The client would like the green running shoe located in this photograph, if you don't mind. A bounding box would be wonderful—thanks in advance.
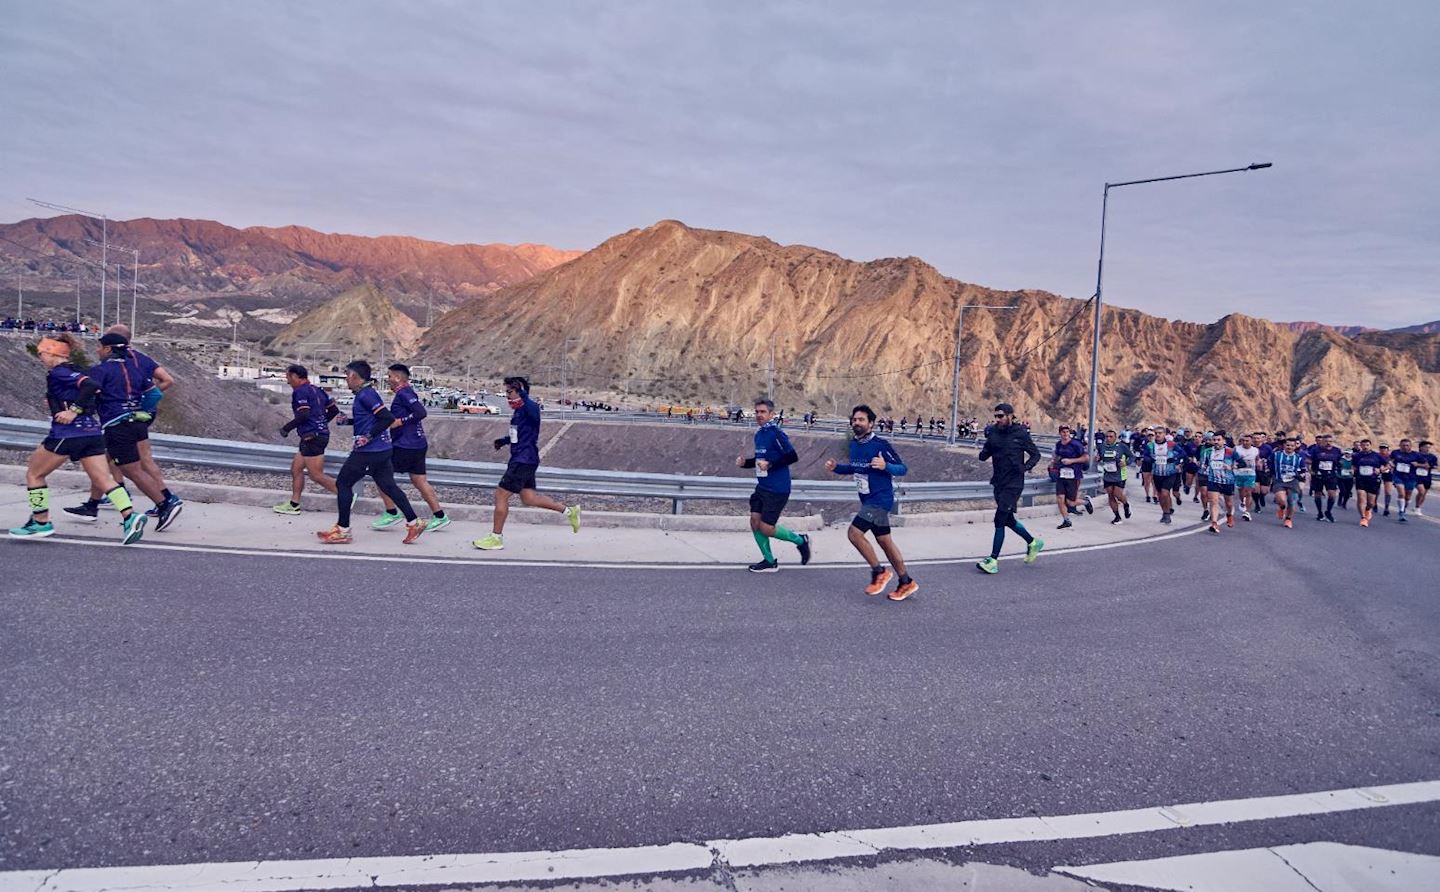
[272,501,301,515]
[121,512,147,545]
[976,556,999,574]
[371,510,404,530]
[565,504,582,533]
[425,515,451,532]
[8,518,55,539]
[1025,537,1045,564]
[473,532,504,550]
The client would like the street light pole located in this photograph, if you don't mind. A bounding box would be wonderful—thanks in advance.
[1085,162,1272,447]
[949,303,1017,444]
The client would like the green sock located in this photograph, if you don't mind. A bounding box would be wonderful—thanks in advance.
[772,525,804,545]
[752,529,774,562]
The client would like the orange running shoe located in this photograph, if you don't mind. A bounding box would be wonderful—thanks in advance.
[864,568,893,595]
[1226,513,1235,528]
[402,520,425,545]
[1360,514,1370,527]
[1283,518,1293,529]
[317,525,352,544]
[889,579,919,602]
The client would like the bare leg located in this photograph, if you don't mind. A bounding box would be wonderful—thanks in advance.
[120,460,166,504]
[520,488,566,513]
[411,474,442,514]
[78,454,134,519]
[847,524,880,567]
[875,533,908,577]
[493,487,513,534]
[290,453,306,503]
[302,454,338,495]
[138,440,168,493]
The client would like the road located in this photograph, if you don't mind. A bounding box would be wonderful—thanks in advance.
[1,511,1437,888]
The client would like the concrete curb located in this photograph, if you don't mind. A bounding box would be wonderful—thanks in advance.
[0,465,827,533]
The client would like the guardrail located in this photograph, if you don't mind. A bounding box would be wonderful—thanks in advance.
[0,416,1092,515]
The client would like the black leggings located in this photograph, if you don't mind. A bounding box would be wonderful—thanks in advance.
[336,450,415,527]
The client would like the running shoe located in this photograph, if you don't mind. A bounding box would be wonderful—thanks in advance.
[1057,518,1072,529]
[425,515,451,532]
[8,518,54,538]
[1083,496,1094,514]
[797,533,812,565]
[865,567,893,595]
[371,510,404,530]
[1208,523,1219,534]
[120,512,147,545]
[1325,512,1336,523]
[1242,511,1252,522]
[1383,508,1390,516]
[975,557,999,574]
[1416,507,1425,516]
[1360,514,1370,527]
[473,532,504,550]
[1315,512,1324,522]
[272,501,301,515]
[889,579,919,602]
[1201,510,1210,522]
[566,504,582,533]
[316,524,352,544]
[1123,502,1131,519]
[748,559,780,573]
[1283,518,1293,529]
[64,501,99,521]
[1160,513,1172,525]
[1226,513,1235,528]
[1110,516,1122,525]
[402,520,425,545]
[155,496,183,532]
[1024,537,1044,564]
[1398,514,1408,523]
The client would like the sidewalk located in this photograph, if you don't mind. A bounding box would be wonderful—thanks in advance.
[1,469,1205,567]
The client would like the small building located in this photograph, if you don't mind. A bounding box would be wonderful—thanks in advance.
[218,364,261,380]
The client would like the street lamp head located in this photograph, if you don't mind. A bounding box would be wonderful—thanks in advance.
[1248,162,1273,170]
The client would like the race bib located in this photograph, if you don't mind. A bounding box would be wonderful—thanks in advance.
[1059,467,1075,479]
[1210,458,1226,469]
[1103,461,1118,473]
[1281,472,1296,482]
[1396,462,1411,473]
[509,426,519,443]
[755,462,768,479]
[1418,466,1430,477]
[1359,465,1375,476]
[1319,461,1333,471]
[854,472,870,494]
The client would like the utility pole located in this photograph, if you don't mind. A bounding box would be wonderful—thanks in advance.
[15,273,20,319]
[767,344,775,400]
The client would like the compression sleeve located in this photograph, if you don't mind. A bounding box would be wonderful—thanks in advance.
[324,399,340,421]
[371,406,395,432]
[74,377,101,413]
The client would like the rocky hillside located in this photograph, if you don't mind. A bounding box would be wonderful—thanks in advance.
[420,220,1440,439]
[267,284,420,361]
[0,215,581,309]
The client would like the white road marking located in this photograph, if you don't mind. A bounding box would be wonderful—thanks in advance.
[1055,842,1440,891]
[8,522,1208,571]
[2,780,1435,892]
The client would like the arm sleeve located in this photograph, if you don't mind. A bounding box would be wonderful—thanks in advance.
[371,406,395,431]
[74,377,101,413]
[281,418,299,435]
[831,463,856,475]
[883,445,907,477]
[324,398,340,421]
[741,457,757,469]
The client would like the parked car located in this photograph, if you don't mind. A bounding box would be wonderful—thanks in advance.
[458,399,500,415]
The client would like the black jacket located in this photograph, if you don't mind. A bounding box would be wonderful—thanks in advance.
[978,423,1042,487]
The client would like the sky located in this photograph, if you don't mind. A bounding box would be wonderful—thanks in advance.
[1,0,1436,328]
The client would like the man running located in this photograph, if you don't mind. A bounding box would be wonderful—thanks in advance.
[1203,432,1239,533]
[1150,431,1184,524]
[83,332,180,530]
[1415,440,1436,516]
[1378,443,1394,516]
[1389,438,1420,523]
[1353,438,1383,526]
[473,376,581,551]
[733,397,810,572]
[1052,425,1091,529]
[273,364,340,514]
[9,333,146,544]
[824,405,916,600]
[317,361,425,545]
[1234,433,1259,521]
[1136,428,1156,504]
[1271,438,1306,529]
[1337,445,1356,511]
[1253,431,1273,511]
[1307,433,1342,523]
[1182,431,1203,500]
[1096,429,1132,524]
[975,403,1043,574]
[370,364,449,532]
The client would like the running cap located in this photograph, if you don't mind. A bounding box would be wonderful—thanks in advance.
[98,332,128,347]
[993,402,1015,415]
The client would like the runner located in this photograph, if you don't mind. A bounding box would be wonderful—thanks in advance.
[1415,440,1436,516]
[1234,433,1259,521]
[824,405,917,600]
[1307,433,1342,523]
[1337,444,1356,511]
[1096,429,1132,525]
[273,364,340,514]
[1149,431,1184,524]
[1271,438,1306,529]
[1252,430,1273,510]
[1378,443,1394,516]
[473,376,581,551]
[1182,431,1203,501]
[734,397,810,572]
[1389,437,1419,523]
[1203,432,1238,533]
[1352,438,1383,527]
[1136,428,1156,504]
[9,333,146,544]
[316,361,425,545]
[1051,425,1091,529]
[82,332,179,530]
[975,403,1043,574]
[370,364,449,532]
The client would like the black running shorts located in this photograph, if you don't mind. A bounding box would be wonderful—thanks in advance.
[1152,473,1180,492]
[498,461,539,494]
[391,446,427,476]
[1054,476,1080,501]
[1356,477,1381,495]
[42,435,106,463]
[103,420,149,466]
[851,503,892,537]
[298,434,329,458]
[749,487,790,525]
[1209,482,1236,496]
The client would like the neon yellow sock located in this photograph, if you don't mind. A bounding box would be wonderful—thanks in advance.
[106,485,134,514]
[27,486,49,517]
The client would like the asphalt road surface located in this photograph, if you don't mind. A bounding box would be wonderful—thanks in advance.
[2,511,1438,884]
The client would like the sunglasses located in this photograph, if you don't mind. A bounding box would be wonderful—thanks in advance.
[993,412,1006,418]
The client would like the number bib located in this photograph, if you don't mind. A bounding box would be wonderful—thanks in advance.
[1418,466,1430,477]
[1396,462,1411,474]
[1318,461,1333,471]
[1059,467,1075,479]
[509,426,519,443]
[1359,465,1375,476]
[854,473,870,494]
[1103,461,1118,473]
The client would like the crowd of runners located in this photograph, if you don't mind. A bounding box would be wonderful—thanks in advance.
[9,335,1435,602]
